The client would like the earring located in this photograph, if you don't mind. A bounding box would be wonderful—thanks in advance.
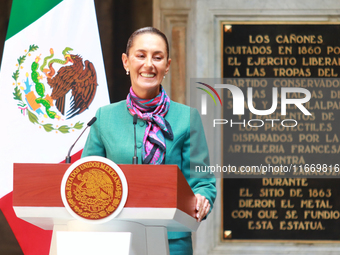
[163,75,165,79]
[126,69,129,75]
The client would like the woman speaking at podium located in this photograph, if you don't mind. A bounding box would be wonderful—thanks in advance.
[82,27,216,255]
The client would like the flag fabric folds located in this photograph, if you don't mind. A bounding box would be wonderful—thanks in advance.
[0,0,110,254]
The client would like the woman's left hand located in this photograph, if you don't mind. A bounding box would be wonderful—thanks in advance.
[195,194,211,222]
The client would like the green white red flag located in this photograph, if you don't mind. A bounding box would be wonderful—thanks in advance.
[0,0,110,254]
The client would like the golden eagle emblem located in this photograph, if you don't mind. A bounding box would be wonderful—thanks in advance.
[11,45,100,133]
[65,162,123,220]
[44,50,98,119]
[74,169,114,212]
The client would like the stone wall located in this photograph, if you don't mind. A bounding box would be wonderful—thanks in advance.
[153,0,340,254]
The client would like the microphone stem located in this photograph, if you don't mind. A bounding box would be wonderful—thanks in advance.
[65,116,97,164]
[134,125,137,155]
[133,124,138,164]
[132,114,138,164]
[65,125,88,163]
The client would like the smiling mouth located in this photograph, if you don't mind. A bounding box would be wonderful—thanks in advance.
[140,73,155,78]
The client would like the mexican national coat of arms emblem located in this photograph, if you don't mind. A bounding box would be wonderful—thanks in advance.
[61,157,128,222]
[12,45,98,133]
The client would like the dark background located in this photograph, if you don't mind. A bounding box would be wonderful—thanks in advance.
[223,178,340,240]
[0,0,152,253]
[222,24,340,240]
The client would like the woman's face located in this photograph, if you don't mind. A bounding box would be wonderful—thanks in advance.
[122,33,171,99]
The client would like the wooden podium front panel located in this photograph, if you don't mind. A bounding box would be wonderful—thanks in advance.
[119,165,178,208]
[13,164,68,207]
[13,164,195,217]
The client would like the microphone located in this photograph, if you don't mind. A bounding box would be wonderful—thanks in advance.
[132,114,138,164]
[65,117,97,163]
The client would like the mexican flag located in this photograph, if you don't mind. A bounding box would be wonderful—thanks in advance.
[0,0,110,254]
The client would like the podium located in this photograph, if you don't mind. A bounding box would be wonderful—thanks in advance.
[13,162,199,255]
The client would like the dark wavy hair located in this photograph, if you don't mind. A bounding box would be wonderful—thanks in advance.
[125,27,170,59]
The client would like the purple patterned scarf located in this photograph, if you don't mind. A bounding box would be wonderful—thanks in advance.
[126,86,173,164]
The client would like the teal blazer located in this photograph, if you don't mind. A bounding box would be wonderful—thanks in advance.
[82,100,216,239]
